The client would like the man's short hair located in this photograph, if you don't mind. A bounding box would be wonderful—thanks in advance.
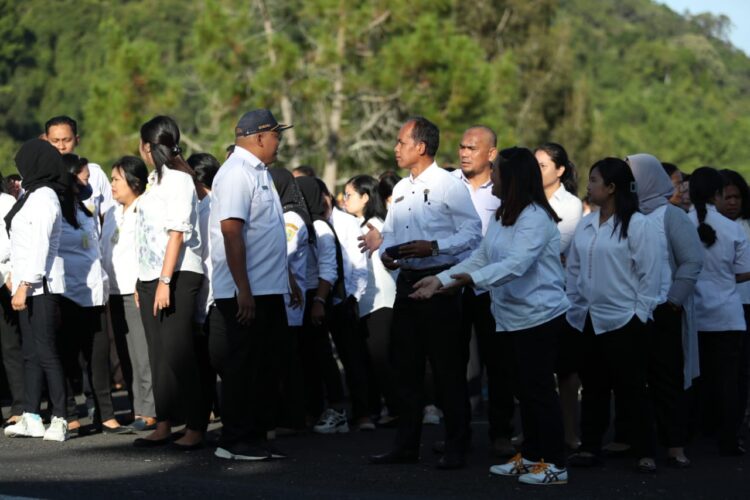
[467,125,497,148]
[45,115,78,136]
[293,165,316,177]
[407,116,439,158]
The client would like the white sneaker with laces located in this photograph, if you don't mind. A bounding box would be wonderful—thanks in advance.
[490,453,537,476]
[313,409,349,434]
[43,416,69,442]
[4,412,46,438]
[422,405,442,425]
[518,461,568,485]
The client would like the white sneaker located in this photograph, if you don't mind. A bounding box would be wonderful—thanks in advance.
[313,409,349,434]
[4,412,45,438]
[518,461,568,485]
[43,416,69,442]
[490,453,537,476]
[422,405,442,425]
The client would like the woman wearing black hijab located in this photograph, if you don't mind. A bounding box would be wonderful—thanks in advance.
[4,138,75,442]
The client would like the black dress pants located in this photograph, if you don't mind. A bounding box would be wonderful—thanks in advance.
[697,330,743,451]
[330,296,371,420]
[648,303,687,448]
[460,289,515,442]
[209,294,286,445]
[390,270,468,455]
[578,315,656,458]
[19,292,65,418]
[363,307,401,417]
[0,286,24,416]
[137,271,206,431]
[59,298,114,422]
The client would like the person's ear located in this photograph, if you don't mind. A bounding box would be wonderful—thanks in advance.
[416,141,426,156]
[488,147,498,164]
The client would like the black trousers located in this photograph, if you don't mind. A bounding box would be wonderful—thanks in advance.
[19,292,66,418]
[697,330,743,451]
[578,315,656,458]
[137,271,206,431]
[276,325,306,429]
[505,315,566,467]
[209,294,286,445]
[300,289,344,418]
[648,303,687,448]
[0,286,24,416]
[460,289,515,441]
[330,296,371,420]
[363,307,402,417]
[391,270,468,455]
[739,305,750,430]
[59,298,114,422]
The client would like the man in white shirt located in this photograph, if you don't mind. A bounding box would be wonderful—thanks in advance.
[366,117,482,470]
[208,109,293,461]
[449,126,515,458]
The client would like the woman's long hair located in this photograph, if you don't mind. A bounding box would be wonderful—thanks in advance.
[690,166,722,247]
[720,168,750,220]
[535,142,578,194]
[590,158,639,240]
[495,147,560,226]
[346,174,387,226]
[139,116,194,182]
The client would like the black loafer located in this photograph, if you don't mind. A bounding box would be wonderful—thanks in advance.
[368,450,419,464]
[666,456,691,468]
[435,452,465,470]
[171,441,205,451]
[133,437,170,448]
[103,425,135,435]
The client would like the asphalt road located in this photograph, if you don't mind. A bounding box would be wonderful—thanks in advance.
[1,400,749,499]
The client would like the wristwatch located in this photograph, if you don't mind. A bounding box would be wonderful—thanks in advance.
[430,240,439,257]
[159,276,172,285]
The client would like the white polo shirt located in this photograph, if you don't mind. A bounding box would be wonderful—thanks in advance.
[451,169,500,237]
[210,146,289,299]
[101,200,140,295]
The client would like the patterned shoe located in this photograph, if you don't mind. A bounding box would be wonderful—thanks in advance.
[489,453,536,476]
[518,460,568,485]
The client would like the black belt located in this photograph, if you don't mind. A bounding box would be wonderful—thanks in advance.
[398,265,452,283]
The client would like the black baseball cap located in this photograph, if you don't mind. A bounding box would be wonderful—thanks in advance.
[235,109,293,137]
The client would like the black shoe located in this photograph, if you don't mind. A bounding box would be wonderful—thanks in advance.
[432,440,446,454]
[666,456,691,468]
[133,437,171,448]
[719,444,746,457]
[172,440,205,451]
[262,442,289,459]
[128,418,157,432]
[368,449,419,464]
[491,437,516,458]
[215,442,271,461]
[435,452,465,470]
[568,451,603,467]
[102,425,135,435]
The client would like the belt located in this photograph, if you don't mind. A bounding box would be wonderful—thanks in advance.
[398,265,452,282]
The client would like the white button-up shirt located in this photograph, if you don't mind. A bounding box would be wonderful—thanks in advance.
[210,146,288,299]
[0,192,17,283]
[136,167,203,281]
[101,200,139,295]
[195,194,213,323]
[548,185,583,255]
[438,204,569,331]
[357,217,396,316]
[284,211,310,326]
[10,187,65,296]
[451,169,501,236]
[306,220,339,289]
[566,211,661,334]
[331,207,368,302]
[735,218,750,304]
[60,208,108,307]
[381,163,482,270]
[689,205,750,332]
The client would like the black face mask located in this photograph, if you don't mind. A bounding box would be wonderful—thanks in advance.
[76,182,93,201]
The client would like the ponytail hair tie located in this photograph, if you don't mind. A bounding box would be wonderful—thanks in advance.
[172,145,182,155]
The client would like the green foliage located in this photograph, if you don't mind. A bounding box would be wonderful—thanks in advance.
[1,0,749,184]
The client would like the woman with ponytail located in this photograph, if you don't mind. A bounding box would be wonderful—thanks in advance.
[688,166,750,456]
[566,158,661,472]
[133,116,206,449]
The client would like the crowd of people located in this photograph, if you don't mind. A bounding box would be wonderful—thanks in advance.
[1,110,749,487]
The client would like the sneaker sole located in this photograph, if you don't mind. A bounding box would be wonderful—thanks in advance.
[42,434,68,442]
[313,424,350,434]
[5,430,45,438]
[214,447,269,461]
[490,468,527,476]
[518,478,568,485]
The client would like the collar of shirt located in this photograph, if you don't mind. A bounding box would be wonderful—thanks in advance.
[455,168,493,190]
[552,184,568,202]
[408,161,440,185]
[232,145,266,171]
[583,211,616,231]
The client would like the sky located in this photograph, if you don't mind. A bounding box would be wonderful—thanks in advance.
[660,0,750,54]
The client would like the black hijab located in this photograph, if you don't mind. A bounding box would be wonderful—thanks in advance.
[5,138,77,234]
[269,167,315,243]
[296,176,328,223]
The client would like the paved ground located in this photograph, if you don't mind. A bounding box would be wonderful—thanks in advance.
[1,398,749,499]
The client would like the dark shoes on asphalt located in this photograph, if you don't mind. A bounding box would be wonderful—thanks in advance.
[368,449,420,464]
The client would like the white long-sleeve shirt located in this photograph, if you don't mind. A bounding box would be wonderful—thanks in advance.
[331,207,368,302]
[306,220,338,289]
[357,217,396,316]
[566,211,661,334]
[381,163,482,271]
[10,187,65,296]
[101,200,139,295]
[284,211,310,326]
[195,194,213,323]
[689,205,750,332]
[437,204,569,332]
[548,185,583,255]
[0,192,16,283]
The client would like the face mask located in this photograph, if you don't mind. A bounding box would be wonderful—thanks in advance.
[77,183,93,201]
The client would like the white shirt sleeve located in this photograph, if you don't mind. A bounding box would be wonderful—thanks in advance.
[164,171,198,233]
[435,180,482,256]
[315,220,338,286]
[629,216,662,323]
[565,222,586,331]
[734,223,750,274]
[436,234,490,286]
[17,195,56,285]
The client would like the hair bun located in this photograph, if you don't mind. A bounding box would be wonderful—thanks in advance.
[172,145,182,155]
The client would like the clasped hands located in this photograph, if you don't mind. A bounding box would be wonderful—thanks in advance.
[408,273,474,300]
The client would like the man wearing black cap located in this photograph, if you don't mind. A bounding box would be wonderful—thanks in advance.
[209,109,294,460]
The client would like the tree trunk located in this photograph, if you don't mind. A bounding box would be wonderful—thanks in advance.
[322,1,346,191]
